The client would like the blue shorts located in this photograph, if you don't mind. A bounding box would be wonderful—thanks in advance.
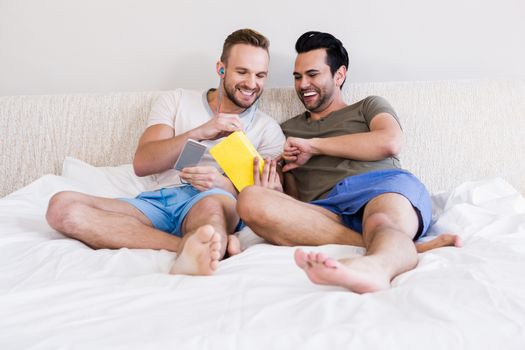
[311,169,432,240]
[119,185,240,237]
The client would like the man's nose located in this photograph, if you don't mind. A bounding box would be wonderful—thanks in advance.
[298,76,310,90]
[244,75,257,89]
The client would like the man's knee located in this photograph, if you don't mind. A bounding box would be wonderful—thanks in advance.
[193,195,233,214]
[183,195,238,234]
[363,212,395,234]
[46,191,84,232]
[363,194,419,236]
[363,210,418,243]
[187,195,237,227]
[236,186,270,224]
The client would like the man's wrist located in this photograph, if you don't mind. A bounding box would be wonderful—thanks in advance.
[187,128,204,141]
[309,138,322,155]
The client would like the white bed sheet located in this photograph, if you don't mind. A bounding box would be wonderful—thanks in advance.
[1,159,525,349]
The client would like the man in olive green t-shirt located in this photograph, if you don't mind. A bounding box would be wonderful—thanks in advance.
[280,94,403,202]
[237,31,459,294]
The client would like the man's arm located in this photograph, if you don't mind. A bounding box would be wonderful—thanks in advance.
[283,113,402,171]
[133,125,199,176]
[133,113,243,177]
[310,113,402,160]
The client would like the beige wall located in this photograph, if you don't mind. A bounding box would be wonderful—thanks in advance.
[0,0,524,95]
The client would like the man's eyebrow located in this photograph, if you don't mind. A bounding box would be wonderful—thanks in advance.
[293,69,320,76]
[305,69,320,74]
[233,66,268,74]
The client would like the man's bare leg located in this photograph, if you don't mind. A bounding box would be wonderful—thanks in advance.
[237,186,459,252]
[295,193,422,293]
[296,234,462,289]
[46,191,181,251]
[237,186,365,247]
[169,195,240,275]
[294,249,392,291]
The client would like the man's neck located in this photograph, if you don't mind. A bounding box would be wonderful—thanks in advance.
[207,88,246,115]
[308,98,347,121]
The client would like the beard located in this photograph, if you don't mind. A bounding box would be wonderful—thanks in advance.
[297,84,335,112]
[223,81,262,110]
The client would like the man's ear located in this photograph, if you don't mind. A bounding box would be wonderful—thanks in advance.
[335,65,347,87]
[216,61,225,77]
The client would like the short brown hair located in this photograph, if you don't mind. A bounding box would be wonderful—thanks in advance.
[220,29,270,64]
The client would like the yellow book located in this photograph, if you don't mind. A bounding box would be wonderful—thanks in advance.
[210,131,264,192]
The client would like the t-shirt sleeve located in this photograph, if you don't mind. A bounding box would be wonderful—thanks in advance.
[362,95,402,129]
[146,90,182,128]
[257,119,286,159]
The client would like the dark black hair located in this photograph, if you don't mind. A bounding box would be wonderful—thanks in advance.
[295,31,349,87]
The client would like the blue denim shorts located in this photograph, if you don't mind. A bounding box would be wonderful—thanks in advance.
[119,185,239,237]
[311,169,432,240]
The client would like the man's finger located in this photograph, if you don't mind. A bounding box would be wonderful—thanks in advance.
[182,166,214,174]
[261,157,271,185]
[282,162,299,172]
[219,115,242,129]
[253,157,260,185]
[269,159,278,182]
[225,121,241,131]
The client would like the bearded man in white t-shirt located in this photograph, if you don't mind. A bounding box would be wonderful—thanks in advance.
[46,29,285,276]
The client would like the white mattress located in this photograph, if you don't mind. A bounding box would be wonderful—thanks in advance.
[1,159,525,349]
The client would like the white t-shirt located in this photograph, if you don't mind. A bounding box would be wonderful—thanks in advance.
[145,88,285,190]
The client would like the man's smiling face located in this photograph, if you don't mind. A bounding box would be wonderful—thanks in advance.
[222,44,269,109]
[293,48,338,113]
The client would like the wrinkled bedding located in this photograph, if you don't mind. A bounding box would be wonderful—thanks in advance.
[1,159,524,349]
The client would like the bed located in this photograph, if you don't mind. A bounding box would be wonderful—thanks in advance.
[1,80,525,349]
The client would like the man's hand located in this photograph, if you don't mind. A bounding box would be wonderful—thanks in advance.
[282,137,315,172]
[194,113,242,141]
[180,166,233,192]
[253,157,283,192]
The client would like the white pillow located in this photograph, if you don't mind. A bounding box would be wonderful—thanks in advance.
[61,157,156,198]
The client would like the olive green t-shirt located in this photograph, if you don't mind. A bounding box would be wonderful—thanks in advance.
[280,95,402,202]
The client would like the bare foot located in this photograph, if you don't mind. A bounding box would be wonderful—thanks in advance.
[169,225,221,276]
[294,249,390,294]
[415,233,462,253]
[227,234,242,256]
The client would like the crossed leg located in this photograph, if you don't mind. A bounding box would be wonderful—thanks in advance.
[237,186,459,252]
[46,191,241,276]
[237,186,366,247]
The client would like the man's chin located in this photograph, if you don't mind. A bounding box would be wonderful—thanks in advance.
[298,95,318,111]
[234,94,259,109]
[301,100,320,112]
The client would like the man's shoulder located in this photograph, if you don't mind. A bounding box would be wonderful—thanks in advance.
[344,95,389,109]
[360,95,385,101]
[361,95,391,107]
[280,112,306,128]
